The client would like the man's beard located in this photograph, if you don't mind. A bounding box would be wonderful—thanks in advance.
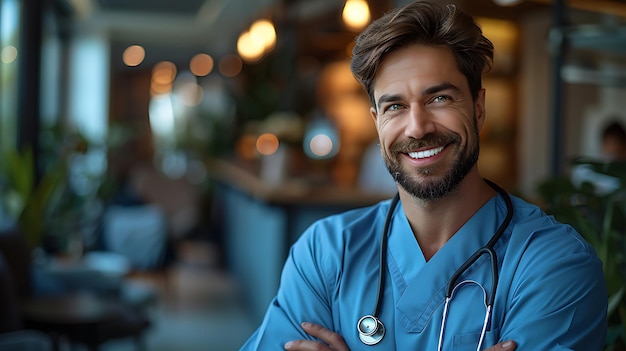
[382,128,479,201]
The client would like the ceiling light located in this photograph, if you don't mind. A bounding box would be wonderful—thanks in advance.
[342,0,370,31]
[493,0,523,6]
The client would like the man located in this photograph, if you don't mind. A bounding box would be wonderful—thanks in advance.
[572,119,626,195]
[600,120,626,161]
[240,1,607,350]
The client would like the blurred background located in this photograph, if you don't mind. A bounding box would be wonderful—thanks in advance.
[1,0,626,350]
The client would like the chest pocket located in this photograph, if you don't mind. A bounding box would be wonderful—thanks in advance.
[452,328,500,351]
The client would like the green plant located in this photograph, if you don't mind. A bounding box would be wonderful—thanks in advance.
[537,159,626,350]
[0,146,67,250]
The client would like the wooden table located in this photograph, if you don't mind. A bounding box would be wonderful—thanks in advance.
[20,293,140,351]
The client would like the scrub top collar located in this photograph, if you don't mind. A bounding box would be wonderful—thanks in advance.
[388,192,512,333]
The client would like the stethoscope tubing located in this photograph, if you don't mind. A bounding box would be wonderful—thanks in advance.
[447,179,513,303]
[358,179,513,346]
[374,193,400,317]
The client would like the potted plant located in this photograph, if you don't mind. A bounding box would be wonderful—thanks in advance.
[0,146,67,251]
[537,159,626,350]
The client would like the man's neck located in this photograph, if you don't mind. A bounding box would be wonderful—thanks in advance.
[398,175,497,261]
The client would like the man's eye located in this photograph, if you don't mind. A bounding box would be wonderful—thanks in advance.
[385,103,403,112]
[432,96,449,103]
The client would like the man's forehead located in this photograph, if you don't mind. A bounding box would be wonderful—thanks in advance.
[372,46,466,88]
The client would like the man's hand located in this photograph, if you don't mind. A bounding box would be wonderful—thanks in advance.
[284,322,349,351]
[486,340,517,350]
[283,322,517,351]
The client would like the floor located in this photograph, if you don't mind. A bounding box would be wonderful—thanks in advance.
[100,240,257,351]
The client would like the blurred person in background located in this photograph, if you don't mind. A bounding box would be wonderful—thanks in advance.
[600,120,626,161]
[572,119,626,195]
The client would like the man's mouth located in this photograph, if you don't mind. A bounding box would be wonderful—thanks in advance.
[407,146,444,159]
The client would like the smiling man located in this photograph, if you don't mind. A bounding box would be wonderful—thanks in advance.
[239,1,607,350]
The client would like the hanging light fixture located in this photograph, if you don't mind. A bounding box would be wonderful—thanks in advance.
[342,0,370,31]
[237,30,265,62]
[237,18,277,63]
[250,19,276,52]
[492,0,523,6]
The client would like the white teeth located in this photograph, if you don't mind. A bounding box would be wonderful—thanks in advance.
[408,146,444,159]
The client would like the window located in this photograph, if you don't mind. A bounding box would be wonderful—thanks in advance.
[0,0,20,153]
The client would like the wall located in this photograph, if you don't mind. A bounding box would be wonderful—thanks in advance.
[518,9,626,198]
[576,67,626,160]
[518,12,558,198]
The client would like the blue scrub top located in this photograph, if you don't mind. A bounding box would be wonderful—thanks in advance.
[240,193,608,350]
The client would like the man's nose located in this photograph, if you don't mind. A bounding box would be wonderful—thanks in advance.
[404,105,436,139]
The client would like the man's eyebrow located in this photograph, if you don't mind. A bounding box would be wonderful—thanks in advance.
[376,93,403,109]
[423,82,461,96]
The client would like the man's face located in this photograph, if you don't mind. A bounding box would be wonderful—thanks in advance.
[602,136,626,161]
[369,45,486,201]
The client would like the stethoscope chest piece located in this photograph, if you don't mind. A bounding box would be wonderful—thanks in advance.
[357,315,385,345]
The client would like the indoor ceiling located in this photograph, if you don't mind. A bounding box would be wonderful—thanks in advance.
[62,0,343,69]
[60,0,626,71]
[55,0,260,70]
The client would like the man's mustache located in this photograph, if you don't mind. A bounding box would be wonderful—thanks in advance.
[389,134,460,153]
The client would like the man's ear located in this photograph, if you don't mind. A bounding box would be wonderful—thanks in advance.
[475,89,486,131]
[370,106,378,124]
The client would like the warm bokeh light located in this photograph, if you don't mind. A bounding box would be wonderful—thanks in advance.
[151,61,177,95]
[250,19,276,51]
[152,61,177,84]
[342,0,370,31]
[256,133,280,156]
[1,45,18,63]
[189,53,214,77]
[309,134,334,157]
[237,19,277,63]
[237,31,265,62]
[122,45,145,67]
[219,55,243,77]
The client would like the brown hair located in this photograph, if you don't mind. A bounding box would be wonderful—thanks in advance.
[350,1,494,105]
[603,120,626,143]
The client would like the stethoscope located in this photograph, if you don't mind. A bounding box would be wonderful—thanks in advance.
[357,180,513,349]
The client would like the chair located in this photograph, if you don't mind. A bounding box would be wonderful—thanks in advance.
[0,252,23,333]
[102,205,169,271]
[0,225,151,351]
[0,252,52,350]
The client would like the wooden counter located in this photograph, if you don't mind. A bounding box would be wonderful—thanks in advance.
[207,158,390,207]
